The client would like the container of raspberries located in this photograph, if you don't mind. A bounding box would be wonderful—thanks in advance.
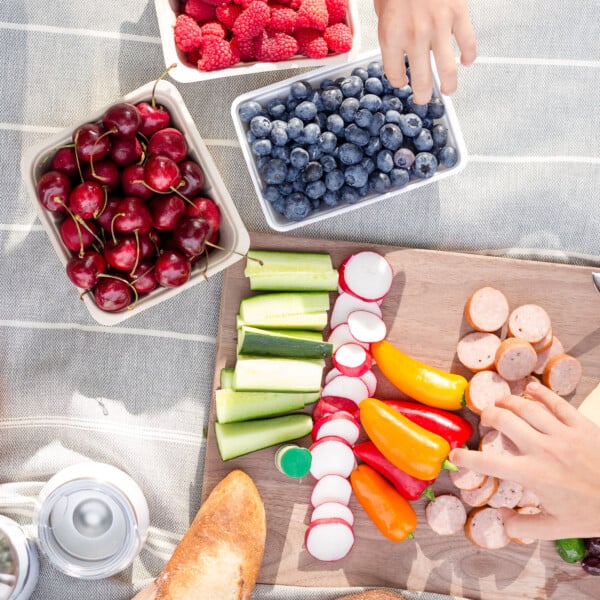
[21,78,250,326]
[231,48,468,231]
[155,0,361,83]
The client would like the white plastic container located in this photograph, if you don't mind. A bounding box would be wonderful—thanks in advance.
[154,0,361,83]
[21,79,249,326]
[0,516,39,600]
[231,49,468,232]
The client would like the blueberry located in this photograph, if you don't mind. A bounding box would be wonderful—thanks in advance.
[359,94,383,112]
[267,98,287,119]
[344,123,370,147]
[376,149,394,173]
[310,197,321,210]
[438,146,458,168]
[305,180,327,200]
[398,113,422,138]
[357,182,370,197]
[340,185,359,204]
[295,100,318,122]
[340,75,364,98]
[286,97,300,112]
[413,128,434,152]
[351,67,369,82]
[314,112,327,129]
[431,124,448,147]
[427,96,445,119]
[381,75,394,94]
[354,108,374,129]
[393,147,415,169]
[286,117,304,140]
[338,142,363,165]
[270,145,289,161]
[285,166,301,183]
[379,123,404,151]
[318,131,338,154]
[339,97,360,123]
[250,115,272,138]
[311,92,325,112]
[406,94,429,118]
[361,156,376,174]
[246,130,257,144]
[303,161,323,182]
[290,80,313,99]
[302,122,321,145]
[325,169,345,191]
[290,147,310,169]
[382,95,403,113]
[364,136,382,157]
[292,179,306,192]
[393,84,412,100]
[319,154,338,173]
[320,78,336,90]
[385,109,402,124]
[344,164,369,188]
[322,190,340,207]
[326,113,345,135]
[284,192,312,221]
[367,61,384,78]
[413,152,438,178]
[279,182,293,196]
[263,185,281,203]
[271,196,286,214]
[321,87,344,112]
[369,171,391,194]
[270,121,289,146]
[252,138,272,156]
[364,77,384,95]
[421,117,434,129]
[307,143,324,161]
[390,167,410,188]
[260,158,287,185]
[368,112,386,136]
[238,100,264,123]
[256,156,269,170]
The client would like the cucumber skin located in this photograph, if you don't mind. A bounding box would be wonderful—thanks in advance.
[215,389,319,423]
[237,312,328,331]
[248,270,339,292]
[220,368,234,389]
[240,292,330,320]
[245,250,333,273]
[215,413,313,460]
[232,356,324,392]
[237,326,333,359]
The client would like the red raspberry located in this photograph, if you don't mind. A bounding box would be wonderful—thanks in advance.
[198,37,241,71]
[232,36,257,61]
[232,1,271,41]
[294,27,328,59]
[184,0,216,23]
[174,14,203,53]
[202,0,233,5]
[325,0,347,25]
[268,5,297,33]
[254,31,299,62]
[215,3,243,29]
[200,20,227,38]
[323,22,352,53]
[296,0,328,31]
[233,0,267,7]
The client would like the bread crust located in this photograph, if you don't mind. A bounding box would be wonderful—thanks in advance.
[155,469,266,600]
[335,591,407,600]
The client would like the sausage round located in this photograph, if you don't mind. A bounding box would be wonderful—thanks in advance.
[479,429,520,456]
[456,332,502,373]
[465,370,511,414]
[542,353,582,396]
[533,335,564,375]
[494,337,537,381]
[507,304,551,344]
[464,506,510,549]
[450,466,487,491]
[460,476,499,507]
[487,478,524,509]
[425,494,467,536]
[464,287,510,332]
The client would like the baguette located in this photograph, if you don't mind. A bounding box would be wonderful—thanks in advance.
[335,591,407,600]
[133,469,266,600]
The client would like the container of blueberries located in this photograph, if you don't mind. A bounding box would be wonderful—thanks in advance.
[231,49,468,231]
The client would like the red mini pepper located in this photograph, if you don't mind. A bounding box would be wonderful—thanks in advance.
[354,441,435,501]
[382,399,474,449]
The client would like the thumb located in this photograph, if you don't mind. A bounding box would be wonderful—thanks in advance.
[499,507,557,542]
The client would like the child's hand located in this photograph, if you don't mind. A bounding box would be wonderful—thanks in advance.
[374,0,477,104]
[451,382,600,541]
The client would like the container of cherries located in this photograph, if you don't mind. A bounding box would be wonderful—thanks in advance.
[21,70,249,326]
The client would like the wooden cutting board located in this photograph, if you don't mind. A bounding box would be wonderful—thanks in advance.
[202,231,600,600]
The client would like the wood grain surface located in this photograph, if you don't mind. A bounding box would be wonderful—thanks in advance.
[202,231,600,600]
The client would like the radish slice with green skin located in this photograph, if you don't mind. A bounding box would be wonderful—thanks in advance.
[310,502,354,527]
[320,375,369,404]
[347,310,387,343]
[325,368,377,397]
[338,251,393,302]
[305,517,355,562]
[332,342,373,377]
[327,323,370,351]
[311,474,352,507]
[309,436,357,480]
[311,411,361,445]
[312,396,360,422]
[330,292,383,330]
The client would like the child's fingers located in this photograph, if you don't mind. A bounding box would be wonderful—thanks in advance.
[479,403,545,453]
[493,394,564,436]
[525,382,582,427]
[431,31,458,96]
[452,8,477,66]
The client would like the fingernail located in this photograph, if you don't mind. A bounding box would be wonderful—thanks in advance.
[526,381,540,392]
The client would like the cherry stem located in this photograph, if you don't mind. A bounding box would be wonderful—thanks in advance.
[96,186,109,217]
[151,63,177,109]
[110,213,126,245]
[97,273,140,311]
[75,215,104,248]
[90,128,117,177]
[130,230,141,277]
[205,241,263,265]
[73,130,84,183]
[130,263,155,284]
[57,199,85,257]
[39,143,76,167]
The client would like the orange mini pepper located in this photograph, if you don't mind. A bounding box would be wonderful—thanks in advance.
[371,339,467,411]
[350,463,417,542]
[359,397,456,481]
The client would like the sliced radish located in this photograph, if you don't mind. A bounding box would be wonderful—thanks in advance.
[312,396,361,422]
[324,367,343,385]
[338,251,393,302]
[347,310,387,343]
[311,474,352,507]
[305,517,354,561]
[320,375,369,404]
[360,370,377,396]
[309,436,356,480]
[311,411,361,445]
[327,323,370,351]
[330,292,383,330]
[310,502,355,527]
[332,342,373,377]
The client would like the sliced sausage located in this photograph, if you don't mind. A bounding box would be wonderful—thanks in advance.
[456,332,502,372]
[425,494,467,536]
[517,488,540,508]
[533,335,564,375]
[450,466,487,491]
[532,327,554,352]
[487,479,524,509]
[464,287,510,333]
[460,476,499,507]
[465,370,511,414]
[507,304,551,344]
[479,429,519,456]
[510,506,542,545]
[494,337,537,381]
[464,506,510,549]
[542,353,582,396]
[508,374,539,396]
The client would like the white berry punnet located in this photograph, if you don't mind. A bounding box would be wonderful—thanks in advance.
[304,517,355,561]
[347,310,387,343]
[338,251,393,302]
[310,474,352,507]
[311,411,361,445]
[329,292,382,329]
[332,342,373,377]
[320,375,369,404]
[310,501,354,527]
[309,436,356,480]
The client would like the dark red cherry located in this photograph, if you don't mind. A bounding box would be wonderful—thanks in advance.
[171,217,211,257]
[184,197,221,234]
[150,194,186,231]
[178,160,205,197]
[144,155,181,192]
[147,127,187,163]
[102,102,142,138]
[109,136,143,167]
[121,164,154,200]
[60,216,98,253]
[94,277,133,312]
[83,159,119,190]
[50,147,79,179]
[69,181,105,219]
[66,250,107,289]
[138,231,159,259]
[136,101,171,138]
[113,196,153,234]
[104,235,139,271]
[155,250,191,287]
[95,196,121,232]
[37,170,71,213]
[73,123,111,162]
[129,260,158,294]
